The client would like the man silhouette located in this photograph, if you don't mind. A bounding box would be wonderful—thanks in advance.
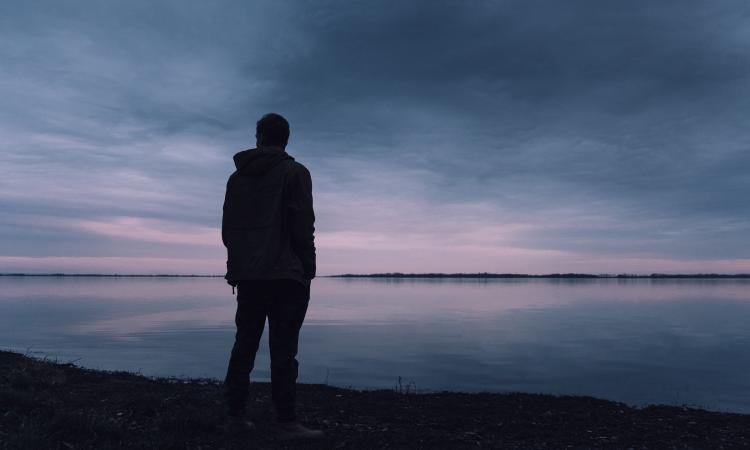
[222,113,321,440]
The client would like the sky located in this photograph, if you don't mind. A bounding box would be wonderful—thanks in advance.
[1,0,749,275]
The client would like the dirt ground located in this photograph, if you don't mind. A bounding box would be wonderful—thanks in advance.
[1,351,749,449]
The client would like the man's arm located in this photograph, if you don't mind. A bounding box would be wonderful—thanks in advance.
[288,165,316,280]
[221,175,236,286]
[221,175,233,248]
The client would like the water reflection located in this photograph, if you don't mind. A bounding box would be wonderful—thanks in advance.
[1,276,750,413]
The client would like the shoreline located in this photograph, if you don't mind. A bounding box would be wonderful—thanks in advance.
[2,351,749,449]
[2,272,750,279]
[330,273,750,279]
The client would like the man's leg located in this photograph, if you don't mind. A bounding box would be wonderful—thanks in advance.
[267,280,309,422]
[224,281,268,417]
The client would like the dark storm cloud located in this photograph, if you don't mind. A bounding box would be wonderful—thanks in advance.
[267,0,750,192]
[262,0,750,260]
[1,0,749,272]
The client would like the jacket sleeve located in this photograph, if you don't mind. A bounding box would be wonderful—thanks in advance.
[221,174,237,286]
[221,175,233,249]
[287,165,316,279]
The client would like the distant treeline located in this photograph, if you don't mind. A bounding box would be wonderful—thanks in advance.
[331,273,750,279]
[0,273,222,278]
[2,273,749,279]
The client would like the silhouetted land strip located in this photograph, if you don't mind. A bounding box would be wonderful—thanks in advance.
[0,273,222,277]
[3,273,750,279]
[2,351,748,449]
[331,272,750,279]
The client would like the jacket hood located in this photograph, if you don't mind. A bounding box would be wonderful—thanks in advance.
[233,147,294,176]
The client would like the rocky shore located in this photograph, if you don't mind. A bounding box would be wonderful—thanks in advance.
[1,351,748,449]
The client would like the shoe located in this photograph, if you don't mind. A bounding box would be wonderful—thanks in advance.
[276,420,325,441]
[226,415,256,434]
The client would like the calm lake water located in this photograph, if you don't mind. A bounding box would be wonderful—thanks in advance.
[2,276,750,413]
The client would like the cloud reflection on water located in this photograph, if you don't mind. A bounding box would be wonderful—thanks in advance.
[2,277,750,412]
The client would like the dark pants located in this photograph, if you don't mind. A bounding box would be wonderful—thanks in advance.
[224,279,310,421]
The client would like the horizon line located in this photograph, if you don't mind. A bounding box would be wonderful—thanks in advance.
[330,272,750,278]
[2,272,750,279]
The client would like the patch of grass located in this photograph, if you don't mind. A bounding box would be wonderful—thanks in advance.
[6,368,34,390]
[0,386,36,411]
[4,419,51,450]
[395,376,417,395]
[45,410,124,442]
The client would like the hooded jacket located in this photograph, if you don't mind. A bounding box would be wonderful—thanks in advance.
[222,146,316,286]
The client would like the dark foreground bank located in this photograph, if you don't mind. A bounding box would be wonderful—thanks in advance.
[1,351,748,449]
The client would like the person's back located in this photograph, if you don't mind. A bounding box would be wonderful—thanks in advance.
[223,146,315,285]
[222,113,322,441]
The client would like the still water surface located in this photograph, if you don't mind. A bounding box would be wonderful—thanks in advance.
[1,276,749,413]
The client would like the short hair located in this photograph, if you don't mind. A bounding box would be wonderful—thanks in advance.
[256,113,290,146]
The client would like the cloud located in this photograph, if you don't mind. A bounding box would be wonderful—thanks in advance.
[0,256,224,275]
[72,217,219,246]
[1,0,749,273]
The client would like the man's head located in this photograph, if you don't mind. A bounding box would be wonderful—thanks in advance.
[256,113,290,149]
